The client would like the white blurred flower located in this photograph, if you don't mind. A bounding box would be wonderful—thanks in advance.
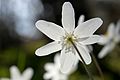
[98,20,120,58]
[35,2,103,73]
[0,66,33,80]
[44,54,77,80]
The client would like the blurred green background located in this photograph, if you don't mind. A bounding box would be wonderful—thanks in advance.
[0,0,120,80]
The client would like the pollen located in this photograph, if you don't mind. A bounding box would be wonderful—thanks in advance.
[59,33,77,53]
[64,34,77,45]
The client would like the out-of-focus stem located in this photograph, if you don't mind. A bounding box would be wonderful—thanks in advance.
[17,48,26,71]
[91,52,104,80]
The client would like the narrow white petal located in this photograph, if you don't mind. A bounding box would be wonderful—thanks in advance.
[62,2,75,33]
[116,20,120,36]
[98,35,110,45]
[54,54,61,67]
[78,15,85,25]
[36,20,65,41]
[44,63,55,79]
[74,18,103,38]
[60,48,76,74]
[43,72,53,79]
[98,24,115,45]
[10,66,21,79]
[107,23,115,39]
[98,42,115,59]
[87,45,93,53]
[115,20,120,41]
[35,41,62,56]
[22,68,33,80]
[79,35,101,45]
[76,43,92,65]
[73,55,79,66]
[44,63,55,72]
[77,45,92,53]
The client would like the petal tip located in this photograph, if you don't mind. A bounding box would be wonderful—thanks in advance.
[10,65,18,73]
[10,65,17,70]
[83,55,92,65]
[26,68,34,74]
[85,58,92,65]
[63,2,71,5]
[96,18,103,26]
[98,53,103,59]
[35,49,41,56]
[35,20,40,29]
[35,20,44,28]
[63,2,72,9]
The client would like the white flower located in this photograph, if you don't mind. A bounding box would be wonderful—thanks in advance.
[35,2,103,73]
[98,20,120,58]
[44,54,77,80]
[0,66,33,80]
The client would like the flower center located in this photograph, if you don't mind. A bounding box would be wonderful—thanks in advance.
[66,36,74,44]
[59,34,77,52]
[65,34,76,44]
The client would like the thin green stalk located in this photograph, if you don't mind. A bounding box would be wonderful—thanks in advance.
[70,40,94,80]
[91,52,104,80]
[17,48,26,71]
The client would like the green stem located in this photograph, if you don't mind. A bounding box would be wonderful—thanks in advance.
[17,48,26,71]
[91,52,104,80]
[70,41,94,80]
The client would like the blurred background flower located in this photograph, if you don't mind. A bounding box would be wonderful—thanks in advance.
[0,0,120,80]
[43,54,77,80]
[0,65,33,80]
[98,21,120,58]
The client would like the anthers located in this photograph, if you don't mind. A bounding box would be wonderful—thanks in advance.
[58,33,77,53]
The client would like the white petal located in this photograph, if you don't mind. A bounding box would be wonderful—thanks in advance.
[76,43,92,65]
[74,18,103,38]
[115,20,120,41]
[54,54,61,67]
[87,45,93,52]
[44,63,55,72]
[58,74,68,80]
[78,15,85,25]
[60,48,76,74]
[98,42,115,59]
[62,2,75,33]
[116,20,120,36]
[35,41,62,56]
[97,35,109,45]
[36,20,65,41]
[73,55,79,66]
[44,63,55,79]
[43,72,53,79]
[79,35,101,45]
[22,68,33,80]
[98,23,115,45]
[10,66,21,79]
[107,23,115,39]
[0,78,10,80]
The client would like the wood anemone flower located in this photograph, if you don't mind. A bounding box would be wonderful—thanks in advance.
[35,2,103,73]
